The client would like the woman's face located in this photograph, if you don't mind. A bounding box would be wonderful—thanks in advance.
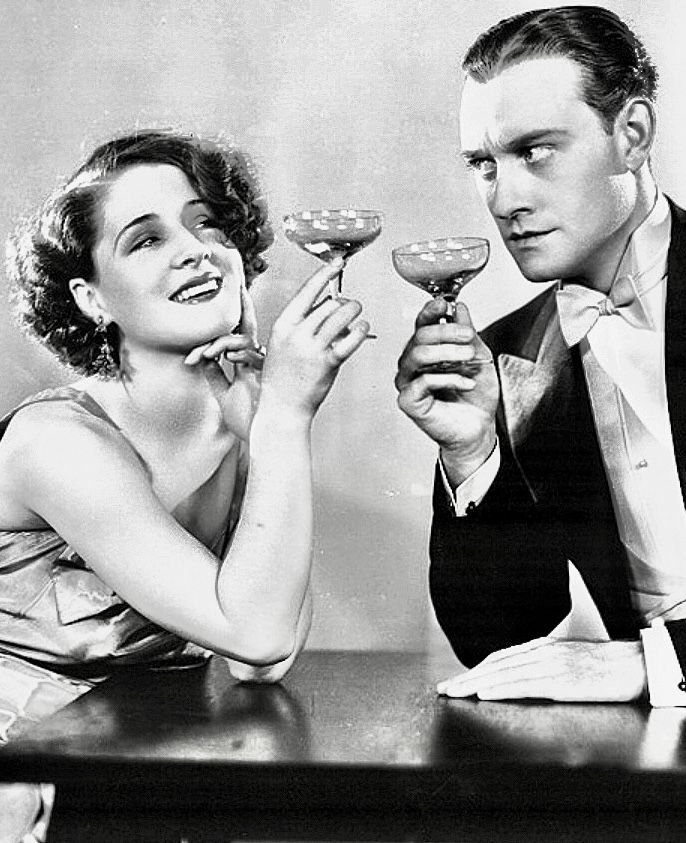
[88,162,245,356]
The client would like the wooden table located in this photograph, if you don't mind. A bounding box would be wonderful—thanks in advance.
[2,649,686,841]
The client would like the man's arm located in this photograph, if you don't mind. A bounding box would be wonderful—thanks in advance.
[396,297,573,666]
[430,434,572,668]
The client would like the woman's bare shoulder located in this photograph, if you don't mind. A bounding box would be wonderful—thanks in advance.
[0,393,146,483]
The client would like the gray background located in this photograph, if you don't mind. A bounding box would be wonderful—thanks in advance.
[1,0,684,655]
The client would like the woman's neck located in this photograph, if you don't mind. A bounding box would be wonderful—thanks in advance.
[82,346,227,442]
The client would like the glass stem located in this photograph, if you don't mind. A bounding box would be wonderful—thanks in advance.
[441,295,457,323]
[329,266,344,300]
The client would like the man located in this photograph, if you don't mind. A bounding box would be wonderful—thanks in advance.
[396,5,686,705]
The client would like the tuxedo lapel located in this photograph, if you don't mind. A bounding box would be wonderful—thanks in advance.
[665,200,686,501]
[497,292,572,453]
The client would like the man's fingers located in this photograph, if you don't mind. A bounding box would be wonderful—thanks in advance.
[438,661,551,699]
[452,300,477,329]
[412,343,485,372]
[399,372,480,409]
[414,297,452,328]
[476,679,556,701]
[413,298,477,329]
[395,315,486,391]
[437,639,554,697]
[396,374,474,416]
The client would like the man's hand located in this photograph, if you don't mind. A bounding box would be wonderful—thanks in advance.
[395,299,499,484]
[437,638,647,703]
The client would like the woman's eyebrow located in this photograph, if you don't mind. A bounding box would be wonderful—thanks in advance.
[186,199,210,212]
[113,201,212,253]
[113,213,156,253]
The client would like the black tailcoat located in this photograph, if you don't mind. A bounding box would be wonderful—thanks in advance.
[430,200,686,669]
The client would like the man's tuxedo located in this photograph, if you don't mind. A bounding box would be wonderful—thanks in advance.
[430,200,686,669]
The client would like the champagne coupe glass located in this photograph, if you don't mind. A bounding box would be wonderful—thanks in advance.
[283,209,383,301]
[391,237,491,367]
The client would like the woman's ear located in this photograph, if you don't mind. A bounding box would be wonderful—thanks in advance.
[615,97,656,172]
[68,278,111,325]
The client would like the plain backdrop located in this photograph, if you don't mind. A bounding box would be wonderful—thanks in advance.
[1,0,684,657]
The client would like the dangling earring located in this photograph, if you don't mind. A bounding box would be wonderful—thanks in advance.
[95,316,117,377]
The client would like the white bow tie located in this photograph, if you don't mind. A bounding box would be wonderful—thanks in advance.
[555,274,654,348]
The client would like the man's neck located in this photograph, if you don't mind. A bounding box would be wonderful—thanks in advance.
[567,168,658,293]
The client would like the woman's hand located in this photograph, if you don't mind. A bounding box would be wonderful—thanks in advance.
[184,284,265,370]
[184,285,264,439]
[258,258,369,422]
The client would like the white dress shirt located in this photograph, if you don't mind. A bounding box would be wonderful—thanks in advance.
[442,193,686,705]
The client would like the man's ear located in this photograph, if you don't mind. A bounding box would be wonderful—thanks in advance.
[615,97,656,172]
[68,278,111,325]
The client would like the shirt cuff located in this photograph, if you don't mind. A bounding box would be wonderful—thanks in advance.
[439,438,501,517]
[640,618,686,707]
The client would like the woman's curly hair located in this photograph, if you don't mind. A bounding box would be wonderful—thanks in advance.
[6,130,273,378]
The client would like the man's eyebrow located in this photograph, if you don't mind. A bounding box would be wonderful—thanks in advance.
[113,213,156,253]
[461,129,570,159]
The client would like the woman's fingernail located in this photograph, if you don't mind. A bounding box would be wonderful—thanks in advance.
[330,256,344,269]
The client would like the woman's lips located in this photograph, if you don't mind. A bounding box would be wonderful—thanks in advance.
[170,274,223,303]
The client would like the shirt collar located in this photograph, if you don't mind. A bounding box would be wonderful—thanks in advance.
[613,190,671,299]
[557,191,671,299]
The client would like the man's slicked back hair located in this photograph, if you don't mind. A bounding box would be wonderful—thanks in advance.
[462,6,658,133]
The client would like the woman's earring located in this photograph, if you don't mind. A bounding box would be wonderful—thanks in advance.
[95,316,117,376]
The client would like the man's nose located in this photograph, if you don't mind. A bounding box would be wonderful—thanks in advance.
[488,161,532,221]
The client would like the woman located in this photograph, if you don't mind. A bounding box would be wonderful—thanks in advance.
[0,130,368,840]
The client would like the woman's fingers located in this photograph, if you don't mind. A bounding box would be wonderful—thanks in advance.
[328,319,370,360]
[183,343,213,366]
[224,349,266,369]
[184,334,266,367]
[279,258,345,323]
[239,283,259,344]
[316,298,363,346]
[304,296,340,332]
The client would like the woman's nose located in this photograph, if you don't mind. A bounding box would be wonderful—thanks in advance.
[172,231,212,268]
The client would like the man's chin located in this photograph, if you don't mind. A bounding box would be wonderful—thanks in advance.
[507,251,563,284]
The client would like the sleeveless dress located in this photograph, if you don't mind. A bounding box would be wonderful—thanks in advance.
[0,386,247,744]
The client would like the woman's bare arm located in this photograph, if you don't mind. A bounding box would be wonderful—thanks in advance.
[1,263,367,675]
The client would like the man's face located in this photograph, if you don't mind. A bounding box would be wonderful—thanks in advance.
[459,56,639,289]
